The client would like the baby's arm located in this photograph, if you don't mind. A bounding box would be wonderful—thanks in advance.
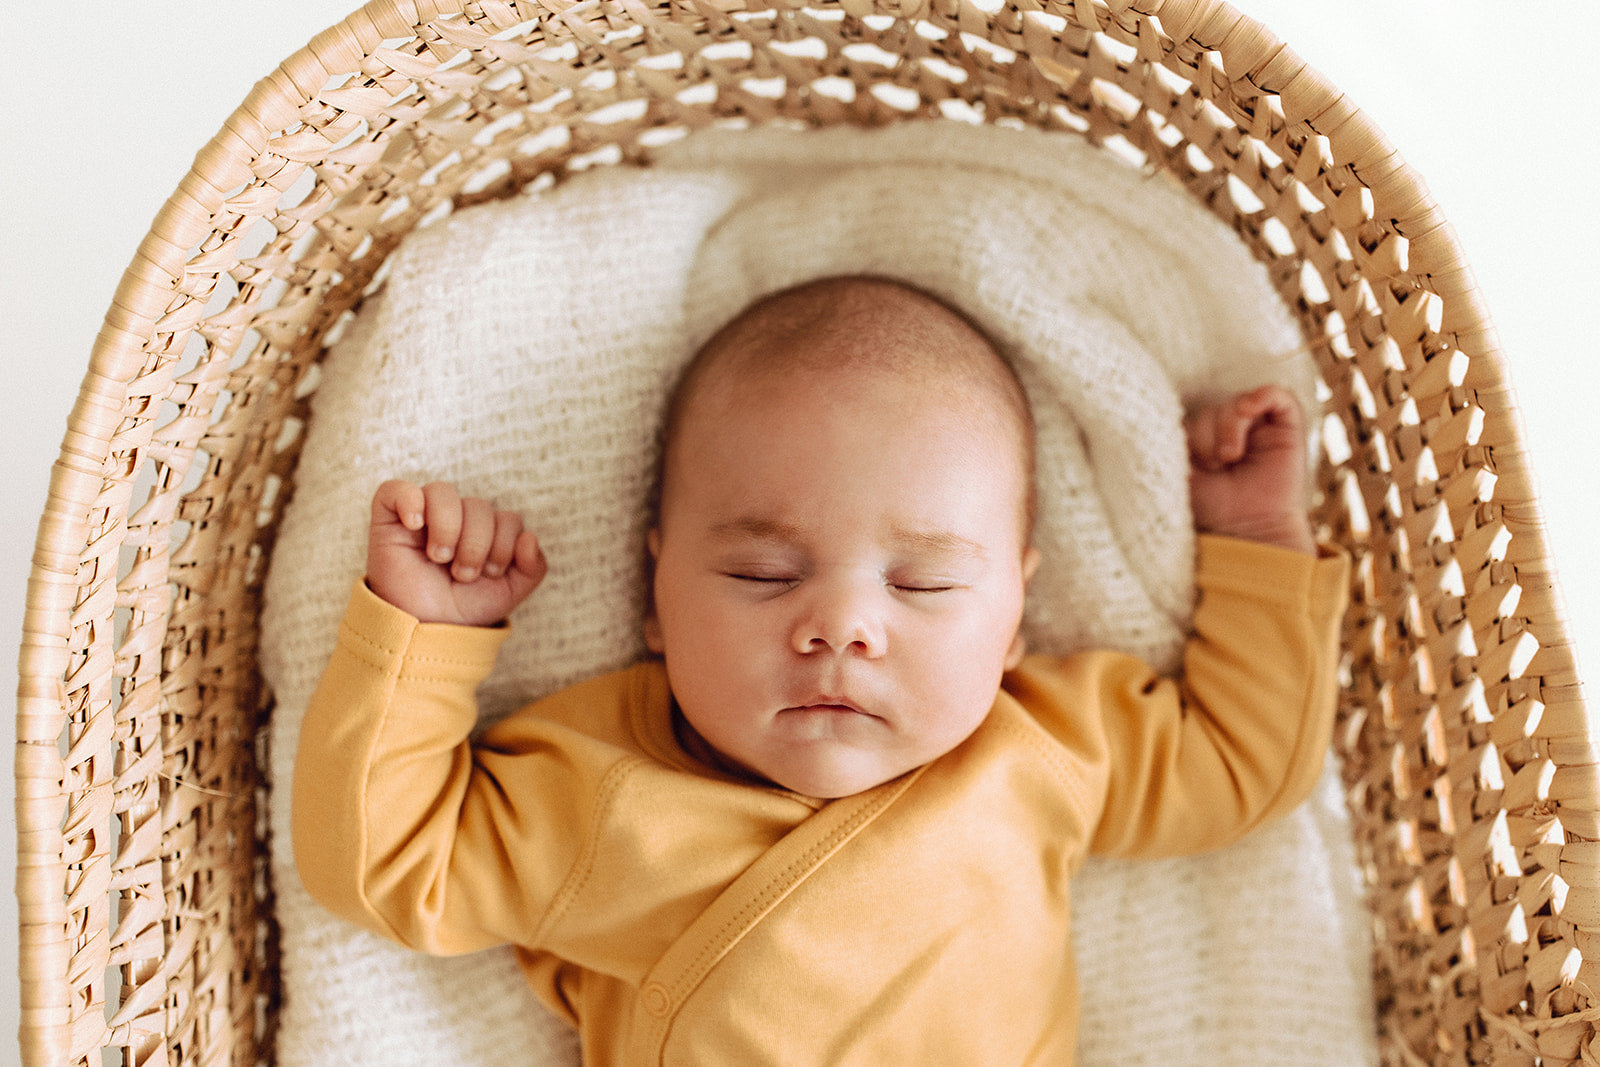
[367,479,547,626]
[293,482,579,954]
[1013,537,1349,859]
[293,577,609,955]
[1185,385,1316,555]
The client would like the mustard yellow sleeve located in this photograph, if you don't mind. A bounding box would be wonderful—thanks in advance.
[1011,536,1350,858]
[291,582,601,955]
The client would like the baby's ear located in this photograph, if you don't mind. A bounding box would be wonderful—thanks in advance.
[1021,545,1041,585]
[1004,633,1027,671]
[644,529,665,654]
[1005,546,1042,670]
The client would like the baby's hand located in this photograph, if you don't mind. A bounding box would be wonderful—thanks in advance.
[1185,385,1316,555]
[366,480,548,626]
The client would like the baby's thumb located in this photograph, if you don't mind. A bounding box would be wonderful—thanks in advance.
[371,479,426,530]
[506,531,549,602]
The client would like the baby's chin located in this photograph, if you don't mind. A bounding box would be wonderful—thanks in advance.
[757,748,918,800]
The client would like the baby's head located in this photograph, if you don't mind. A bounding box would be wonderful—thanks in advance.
[648,276,1039,798]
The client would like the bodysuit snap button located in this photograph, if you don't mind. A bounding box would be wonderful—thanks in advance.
[642,981,672,1016]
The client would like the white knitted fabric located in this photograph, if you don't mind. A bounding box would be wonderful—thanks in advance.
[260,121,1378,1065]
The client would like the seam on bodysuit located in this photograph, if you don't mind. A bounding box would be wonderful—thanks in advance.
[532,755,646,948]
[663,772,918,1007]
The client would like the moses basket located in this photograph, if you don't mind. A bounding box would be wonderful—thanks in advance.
[15,0,1596,1063]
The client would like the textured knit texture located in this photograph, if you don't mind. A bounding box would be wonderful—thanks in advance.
[260,120,1377,1064]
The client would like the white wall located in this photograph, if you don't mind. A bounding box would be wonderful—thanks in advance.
[3,2,1595,1060]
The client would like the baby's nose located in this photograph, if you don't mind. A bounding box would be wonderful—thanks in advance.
[792,581,887,658]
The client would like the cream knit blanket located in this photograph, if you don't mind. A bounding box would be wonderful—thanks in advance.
[261,121,1377,1064]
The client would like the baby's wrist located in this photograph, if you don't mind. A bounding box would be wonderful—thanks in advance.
[363,574,423,618]
[1197,517,1316,555]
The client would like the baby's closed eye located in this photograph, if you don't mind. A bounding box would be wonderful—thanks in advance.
[726,571,799,584]
[721,570,803,596]
[890,580,959,593]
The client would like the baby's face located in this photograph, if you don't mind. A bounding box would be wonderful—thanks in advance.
[649,360,1036,799]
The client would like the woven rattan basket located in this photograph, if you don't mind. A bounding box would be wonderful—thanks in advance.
[15,0,1595,1063]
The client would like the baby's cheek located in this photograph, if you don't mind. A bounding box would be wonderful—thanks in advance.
[938,629,1014,724]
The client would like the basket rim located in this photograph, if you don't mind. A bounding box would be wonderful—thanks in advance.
[42,0,1524,552]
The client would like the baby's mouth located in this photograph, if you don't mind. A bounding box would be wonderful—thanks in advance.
[781,699,879,720]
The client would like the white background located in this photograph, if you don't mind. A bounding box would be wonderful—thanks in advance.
[3,2,1596,1059]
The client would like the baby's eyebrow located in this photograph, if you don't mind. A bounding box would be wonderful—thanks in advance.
[708,517,805,544]
[888,526,989,562]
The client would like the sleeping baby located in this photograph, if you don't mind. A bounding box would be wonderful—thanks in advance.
[292,274,1349,1063]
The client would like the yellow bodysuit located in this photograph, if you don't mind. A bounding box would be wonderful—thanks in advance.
[293,536,1348,1064]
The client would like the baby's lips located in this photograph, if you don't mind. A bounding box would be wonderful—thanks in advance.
[782,696,881,720]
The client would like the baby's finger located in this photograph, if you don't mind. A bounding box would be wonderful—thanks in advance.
[1236,384,1303,433]
[1214,398,1257,465]
[451,496,497,581]
[482,510,526,578]
[1185,407,1225,471]
[420,482,463,564]
[1236,385,1308,460]
[372,479,426,530]
[507,530,549,599]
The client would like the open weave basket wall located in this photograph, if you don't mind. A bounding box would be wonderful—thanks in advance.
[15,0,1596,1063]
